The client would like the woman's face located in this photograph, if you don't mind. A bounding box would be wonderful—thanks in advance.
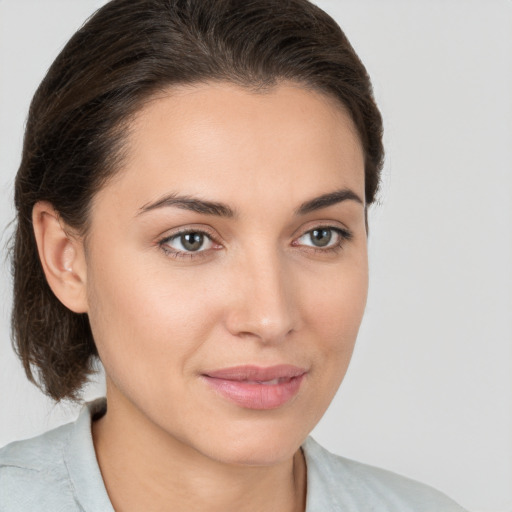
[84,81,368,465]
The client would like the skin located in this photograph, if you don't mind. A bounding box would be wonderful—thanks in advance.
[33,81,368,512]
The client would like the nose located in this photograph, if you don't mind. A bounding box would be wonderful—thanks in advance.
[224,250,299,344]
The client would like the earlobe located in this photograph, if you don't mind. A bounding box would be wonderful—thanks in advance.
[32,201,88,313]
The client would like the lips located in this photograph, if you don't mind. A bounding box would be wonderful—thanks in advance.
[202,365,307,410]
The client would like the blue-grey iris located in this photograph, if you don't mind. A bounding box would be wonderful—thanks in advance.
[311,228,332,247]
[181,233,204,251]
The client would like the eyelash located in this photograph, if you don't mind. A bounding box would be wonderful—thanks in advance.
[157,225,353,260]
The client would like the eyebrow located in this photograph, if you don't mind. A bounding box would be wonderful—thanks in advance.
[138,194,236,218]
[137,188,363,218]
[295,188,364,215]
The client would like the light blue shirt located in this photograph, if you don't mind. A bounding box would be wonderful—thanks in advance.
[0,399,468,511]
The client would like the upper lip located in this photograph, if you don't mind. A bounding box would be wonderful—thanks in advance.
[203,365,307,381]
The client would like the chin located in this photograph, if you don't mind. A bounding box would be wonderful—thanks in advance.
[195,418,310,467]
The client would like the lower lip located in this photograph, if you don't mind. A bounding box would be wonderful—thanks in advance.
[202,374,305,410]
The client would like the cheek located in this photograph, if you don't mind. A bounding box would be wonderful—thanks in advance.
[281,253,368,429]
[85,250,221,390]
[300,253,368,385]
[303,256,368,341]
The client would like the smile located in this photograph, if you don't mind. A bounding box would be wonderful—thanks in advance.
[202,365,307,410]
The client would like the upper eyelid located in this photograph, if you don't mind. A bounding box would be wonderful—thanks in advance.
[298,226,350,238]
[158,225,218,242]
[292,220,352,240]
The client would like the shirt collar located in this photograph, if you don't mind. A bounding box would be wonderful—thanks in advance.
[64,398,114,512]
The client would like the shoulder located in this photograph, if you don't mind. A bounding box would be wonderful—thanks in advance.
[302,437,468,512]
[0,416,84,511]
[0,419,72,471]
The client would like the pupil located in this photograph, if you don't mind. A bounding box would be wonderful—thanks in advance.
[181,233,203,251]
[311,228,331,247]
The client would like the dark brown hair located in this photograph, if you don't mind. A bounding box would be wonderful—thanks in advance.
[12,0,384,401]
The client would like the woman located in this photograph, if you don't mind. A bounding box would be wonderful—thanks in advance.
[0,0,468,510]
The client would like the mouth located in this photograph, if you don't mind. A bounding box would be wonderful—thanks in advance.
[201,365,307,410]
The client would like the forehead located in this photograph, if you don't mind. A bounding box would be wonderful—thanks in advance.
[95,81,365,214]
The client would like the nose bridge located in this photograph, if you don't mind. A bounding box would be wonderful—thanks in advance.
[227,244,298,342]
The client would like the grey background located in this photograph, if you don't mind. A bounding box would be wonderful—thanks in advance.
[1,1,511,511]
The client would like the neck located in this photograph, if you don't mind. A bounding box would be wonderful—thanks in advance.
[92,386,307,512]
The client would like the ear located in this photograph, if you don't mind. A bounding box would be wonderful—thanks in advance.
[32,201,88,313]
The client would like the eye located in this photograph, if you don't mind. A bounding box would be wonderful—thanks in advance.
[160,231,215,254]
[294,226,351,250]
